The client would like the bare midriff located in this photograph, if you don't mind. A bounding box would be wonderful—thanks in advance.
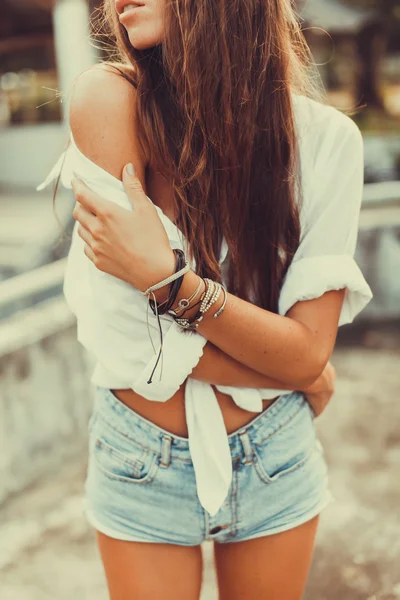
[111,386,278,437]
[110,161,277,437]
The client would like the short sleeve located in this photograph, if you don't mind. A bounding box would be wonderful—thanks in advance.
[278,109,373,325]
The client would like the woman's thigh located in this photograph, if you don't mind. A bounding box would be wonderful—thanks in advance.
[96,531,203,600]
[214,515,319,600]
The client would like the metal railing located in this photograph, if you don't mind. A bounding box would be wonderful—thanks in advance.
[359,181,400,231]
[0,181,399,316]
[0,258,66,312]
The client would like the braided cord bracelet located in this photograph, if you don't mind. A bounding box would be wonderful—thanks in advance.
[149,249,186,316]
[143,248,189,384]
[173,278,227,331]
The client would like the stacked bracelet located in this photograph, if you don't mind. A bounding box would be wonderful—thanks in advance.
[173,278,227,331]
[167,276,204,317]
[142,253,228,385]
[142,248,189,384]
[148,249,187,316]
[213,283,227,319]
[142,249,190,299]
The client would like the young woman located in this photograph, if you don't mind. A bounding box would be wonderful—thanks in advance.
[39,0,373,597]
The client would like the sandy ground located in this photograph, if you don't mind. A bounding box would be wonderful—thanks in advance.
[1,325,400,600]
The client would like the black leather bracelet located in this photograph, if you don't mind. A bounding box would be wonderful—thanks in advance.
[161,249,186,313]
[146,248,188,385]
[149,249,186,316]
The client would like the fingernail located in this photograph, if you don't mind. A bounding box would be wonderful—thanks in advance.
[126,163,135,176]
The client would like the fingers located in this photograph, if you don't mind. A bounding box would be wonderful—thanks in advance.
[83,242,97,264]
[326,361,336,379]
[122,163,147,208]
[305,389,333,418]
[76,222,102,269]
[307,397,324,418]
[76,223,96,262]
[76,223,92,246]
[72,202,97,233]
[71,179,109,238]
[71,178,109,218]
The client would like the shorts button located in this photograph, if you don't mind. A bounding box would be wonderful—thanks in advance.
[210,526,223,535]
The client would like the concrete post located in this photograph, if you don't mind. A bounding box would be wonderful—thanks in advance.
[52,0,97,124]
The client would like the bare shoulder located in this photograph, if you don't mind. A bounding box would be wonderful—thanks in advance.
[69,63,149,181]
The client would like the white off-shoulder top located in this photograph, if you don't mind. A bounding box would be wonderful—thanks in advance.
[37,94,373,516]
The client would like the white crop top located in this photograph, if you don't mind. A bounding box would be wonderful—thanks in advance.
[37,93,373,516]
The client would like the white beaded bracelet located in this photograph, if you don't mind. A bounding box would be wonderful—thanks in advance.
[174,278,225,330]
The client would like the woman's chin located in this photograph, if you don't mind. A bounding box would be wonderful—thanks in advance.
[126,31,162,51]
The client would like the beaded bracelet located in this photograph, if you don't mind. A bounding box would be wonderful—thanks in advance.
[167,276,204,317]
[173,278,227,331]
[213,283,227,319]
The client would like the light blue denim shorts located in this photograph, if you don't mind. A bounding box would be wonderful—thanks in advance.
[84,386,333,545]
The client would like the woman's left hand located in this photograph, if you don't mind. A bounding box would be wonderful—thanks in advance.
[71,163,176,292]
[303,361,336,418]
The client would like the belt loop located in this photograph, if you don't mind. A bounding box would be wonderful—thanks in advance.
[238,430,254,465]
[159,435,172,468]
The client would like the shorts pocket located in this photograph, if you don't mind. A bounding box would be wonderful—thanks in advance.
[252,400,317,485]
[91,415,159,485]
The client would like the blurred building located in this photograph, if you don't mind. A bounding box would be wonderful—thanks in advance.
[298,0,380,106]
[0,0,98,281]
[0,0,96,188]
[299,0,377,34]
[299,0,400,116]
[0,0,399,314]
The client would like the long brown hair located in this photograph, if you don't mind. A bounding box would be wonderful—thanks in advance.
[95,0,327,312]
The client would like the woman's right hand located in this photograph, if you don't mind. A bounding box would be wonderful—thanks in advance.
[303,361,336,418]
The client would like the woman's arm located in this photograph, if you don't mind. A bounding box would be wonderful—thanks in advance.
[164,112,370,389]
[70,66,370,392]
[190,341,296,389]
[69,67,320,390]
[191,341,337,418]
[173,272,345,388]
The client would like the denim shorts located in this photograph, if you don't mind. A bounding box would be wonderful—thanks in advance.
[83,386,333,545]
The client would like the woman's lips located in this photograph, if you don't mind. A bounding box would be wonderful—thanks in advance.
[119,4,145,24]
[115,0,145,16]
